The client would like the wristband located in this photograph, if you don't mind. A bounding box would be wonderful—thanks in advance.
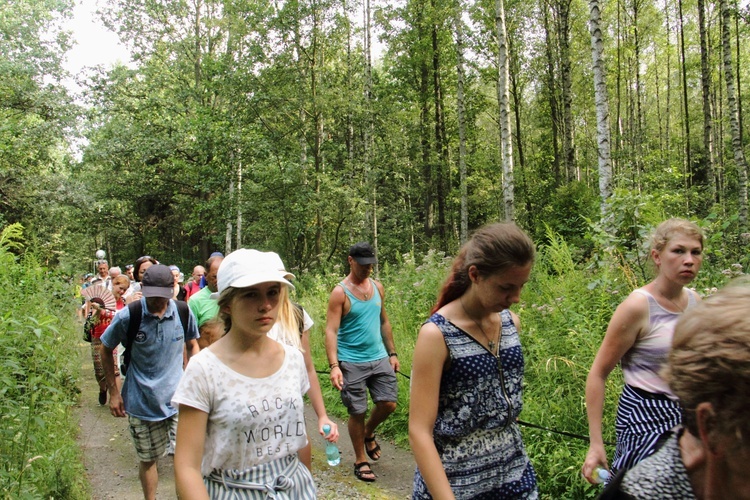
[329,362,339,369]
[388,352,398,357]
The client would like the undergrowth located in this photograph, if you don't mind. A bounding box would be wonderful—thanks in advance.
[296,218,745,499]
[0,224,88,499]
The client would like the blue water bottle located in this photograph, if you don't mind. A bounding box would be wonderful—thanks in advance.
[593,467,610,484]
[322,424,340,466]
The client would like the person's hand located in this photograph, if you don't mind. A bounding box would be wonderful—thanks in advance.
[581,444,609,484]
[319,417,339,442]
[329,366,343,391]
[108,391,126,418]
[389,355,400,373]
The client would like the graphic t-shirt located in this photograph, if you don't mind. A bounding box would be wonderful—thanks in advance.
[172,343,310,476]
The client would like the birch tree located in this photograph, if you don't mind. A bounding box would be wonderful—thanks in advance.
[588,0,613,215]
[495,0,514,221]
[454,0,469,241]
[721,0,748,226]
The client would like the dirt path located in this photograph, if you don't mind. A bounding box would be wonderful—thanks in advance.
[76,344,414,499]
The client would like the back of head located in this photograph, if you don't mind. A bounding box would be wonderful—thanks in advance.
[433,222,535,313]
[664,280,750,444]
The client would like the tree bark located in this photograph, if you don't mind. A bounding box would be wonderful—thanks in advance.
[454,0,469,241]
[721,0,748,226]
[697,0,715,193]
[589,0,613,215]
[541,3,561,186]
[678,0,692,184]
[496,0,514,221]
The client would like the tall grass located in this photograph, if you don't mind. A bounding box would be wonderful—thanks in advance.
[295,224,743,498]
[0,224,88,499]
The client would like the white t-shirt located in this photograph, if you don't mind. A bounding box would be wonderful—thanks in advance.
[172,343,310,476]
[267,309,313,343]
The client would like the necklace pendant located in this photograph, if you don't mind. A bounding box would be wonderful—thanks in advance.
[489,340,496,351]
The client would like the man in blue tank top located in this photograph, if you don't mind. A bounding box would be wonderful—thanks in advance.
[325,242,400,483]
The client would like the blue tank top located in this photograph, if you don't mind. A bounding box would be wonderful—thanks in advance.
[337,280,388,363]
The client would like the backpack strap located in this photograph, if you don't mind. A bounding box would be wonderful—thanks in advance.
[123,300,190,368]
[175,300,190,336]
[123,300,143,371]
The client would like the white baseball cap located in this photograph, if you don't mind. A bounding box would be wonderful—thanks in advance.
[262,251,295,281]
[214,249,294,298]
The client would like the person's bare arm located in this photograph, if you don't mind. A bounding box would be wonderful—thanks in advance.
[582,292,649,483]
[409,322,453,499]
[301,329,339,441]
[174,405,210,500]
[100,343,126,417]
[324,285,346,390]
[375,280,400,373]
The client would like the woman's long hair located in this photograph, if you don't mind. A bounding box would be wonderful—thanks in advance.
[432,223,535,314]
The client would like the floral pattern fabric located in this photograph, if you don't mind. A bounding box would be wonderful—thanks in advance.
[412,311,538,499]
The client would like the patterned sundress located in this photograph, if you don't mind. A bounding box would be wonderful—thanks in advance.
[412,311,538,499]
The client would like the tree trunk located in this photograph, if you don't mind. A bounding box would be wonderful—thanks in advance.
[678,0,692,185]
[541,3,561,186]
[364,0,379,273]
[721,0,749,226]
[557,0,575,181]
[589,0,613,215]
[454,0,469,242]
[697,0,715,194]
[431,3,448,247]
[496,0,514,221]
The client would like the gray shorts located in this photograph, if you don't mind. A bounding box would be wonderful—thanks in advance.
[128,414,177,462]
[339,357,398,415]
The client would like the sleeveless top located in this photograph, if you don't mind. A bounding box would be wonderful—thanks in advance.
[412,311,538,499]
[337,280,388,363]
[621,288,697,398]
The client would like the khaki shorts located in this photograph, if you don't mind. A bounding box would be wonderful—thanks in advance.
[339,357,398,415]
[128,414,177,462]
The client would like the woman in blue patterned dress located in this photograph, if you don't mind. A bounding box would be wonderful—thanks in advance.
[409,223,538,499]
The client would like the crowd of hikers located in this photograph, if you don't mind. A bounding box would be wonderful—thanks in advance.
[76,220,750,500]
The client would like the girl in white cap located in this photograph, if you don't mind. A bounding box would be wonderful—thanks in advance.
[172,248,316,499]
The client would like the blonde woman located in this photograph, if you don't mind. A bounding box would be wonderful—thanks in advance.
[172,249,316,498]
[583,218,704,482]
[263,251,339,470]
[600,282,750,497]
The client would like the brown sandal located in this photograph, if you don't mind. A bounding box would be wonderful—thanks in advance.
[354,461,376,482]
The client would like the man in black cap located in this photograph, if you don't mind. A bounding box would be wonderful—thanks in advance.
[99,264,200,500]
[325,242,399,483]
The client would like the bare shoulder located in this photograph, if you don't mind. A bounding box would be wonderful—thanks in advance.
[328,283,346,303]
[508,310,521,331]
[615,290,650,319]
[416,321,448,357]
[372,279,386,296]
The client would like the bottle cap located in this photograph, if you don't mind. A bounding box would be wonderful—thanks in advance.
[323,424,331,434]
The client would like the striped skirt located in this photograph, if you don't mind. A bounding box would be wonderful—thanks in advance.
[204,454,316,500]
[611,384,681,474]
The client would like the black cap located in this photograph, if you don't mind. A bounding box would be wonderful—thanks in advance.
[349,242,377,265]
[141,264,174,298]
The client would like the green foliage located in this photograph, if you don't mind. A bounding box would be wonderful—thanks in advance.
[0,225,87,499]
[297,219,742,497]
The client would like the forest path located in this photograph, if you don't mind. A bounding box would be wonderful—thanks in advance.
[75,343,414,499]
